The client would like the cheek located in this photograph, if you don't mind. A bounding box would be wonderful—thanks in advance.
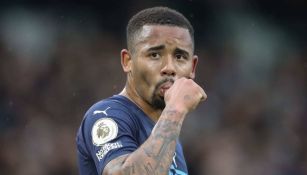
[176,62,194,77]
[139,68,152,86]
[133,60,158,93]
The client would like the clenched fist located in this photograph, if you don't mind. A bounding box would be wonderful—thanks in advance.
[164,77,207,115]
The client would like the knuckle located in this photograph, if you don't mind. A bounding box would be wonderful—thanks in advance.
[185,79,194,85]
[203,93,208,99]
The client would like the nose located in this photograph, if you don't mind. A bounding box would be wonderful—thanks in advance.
[160,56,176,77]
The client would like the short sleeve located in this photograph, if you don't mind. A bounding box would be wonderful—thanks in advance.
[78,103,139,174]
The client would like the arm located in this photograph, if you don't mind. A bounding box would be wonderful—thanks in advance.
[104,106,186,175]
[103,78,206,175]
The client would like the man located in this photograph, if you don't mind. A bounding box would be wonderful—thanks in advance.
[76,6,207,175]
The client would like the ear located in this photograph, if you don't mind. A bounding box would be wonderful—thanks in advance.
[189,55,198,79]
[121,49,132,73]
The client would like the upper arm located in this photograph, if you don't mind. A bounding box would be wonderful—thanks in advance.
[80,104,139,175]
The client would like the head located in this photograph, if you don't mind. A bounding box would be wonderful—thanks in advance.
[121,7,198,110]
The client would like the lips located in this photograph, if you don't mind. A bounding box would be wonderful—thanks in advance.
[159,81,173,96]
[160,82,173,89]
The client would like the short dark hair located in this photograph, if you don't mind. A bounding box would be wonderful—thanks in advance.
[127,7,194,53]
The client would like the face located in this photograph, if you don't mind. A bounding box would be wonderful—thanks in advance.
[122,25,198,110]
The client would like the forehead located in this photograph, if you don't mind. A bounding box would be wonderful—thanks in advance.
[135,25,193,50]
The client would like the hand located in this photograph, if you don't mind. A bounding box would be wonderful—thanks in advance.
[164,77,207,114]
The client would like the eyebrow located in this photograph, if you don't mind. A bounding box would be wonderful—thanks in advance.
[147,45,165,52]
[147,45,190,55]
[174,48,190,57]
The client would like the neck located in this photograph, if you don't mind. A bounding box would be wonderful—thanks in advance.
[119,86,162,122]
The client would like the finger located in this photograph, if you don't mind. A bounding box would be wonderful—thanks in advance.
[199,87,207,101]
[200,95,206,101]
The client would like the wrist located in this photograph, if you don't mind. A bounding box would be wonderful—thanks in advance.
[163,104,188,120]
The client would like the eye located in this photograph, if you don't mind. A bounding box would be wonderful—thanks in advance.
[149,52,161,59]
[175,54,187,60]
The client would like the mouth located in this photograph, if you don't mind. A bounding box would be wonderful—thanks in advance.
[159,81,173,96]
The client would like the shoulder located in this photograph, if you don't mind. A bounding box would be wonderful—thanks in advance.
[79,96,139,142]
[76,96,141,174]
[77,95,139,149]
[85,96,132,117]
[83,96,136,124]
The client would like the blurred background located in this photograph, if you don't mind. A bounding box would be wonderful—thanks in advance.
[0,0,306,174]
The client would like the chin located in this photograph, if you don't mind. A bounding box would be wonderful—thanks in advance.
[151,96,165,110]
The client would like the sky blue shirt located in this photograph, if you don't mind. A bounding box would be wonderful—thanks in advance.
[76,95,188,175]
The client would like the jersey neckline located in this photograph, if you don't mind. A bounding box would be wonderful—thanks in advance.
[112,94,156,125]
